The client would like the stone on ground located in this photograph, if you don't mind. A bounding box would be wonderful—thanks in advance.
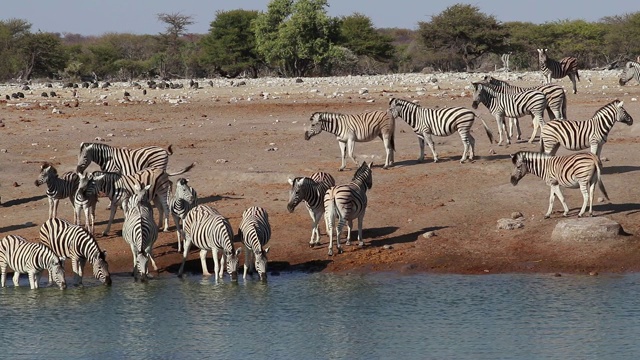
[551,217,622,242]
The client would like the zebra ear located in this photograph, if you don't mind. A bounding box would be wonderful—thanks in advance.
[287,177,294,185]
[617,100,624,107]
[235,248,242,256]
[264,247,270,254]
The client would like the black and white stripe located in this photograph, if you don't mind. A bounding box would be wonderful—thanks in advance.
[324,162,373,256]
[238,206,271,281]
[122,182,159,281]
[34,162,79,221]
[540,100,633,158]
[178,205,240,281]
[287,171,336,247]
[169,178,198,253]
[619,61,640,85]
[537,48,580,94]
[39,218,111,286]
[76,142,173,175]
[0,234,66,289]
[510,151,608,218]
[304,110,395,170]
[74,172,99,234]
[471,82,547,145]
[389,97,494,163]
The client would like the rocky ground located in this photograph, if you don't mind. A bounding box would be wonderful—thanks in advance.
[1,69,640,279]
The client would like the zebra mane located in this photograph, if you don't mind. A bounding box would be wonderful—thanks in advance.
[626,61,640,68]
[512,151,553,164]
[591,100,622,118]
[390,97,418,109]
[352,161,373,189]
[312,112,346,122]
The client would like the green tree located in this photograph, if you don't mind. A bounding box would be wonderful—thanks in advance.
[602,12,640,62]
[200,9,261,78]
[337,13,394,61]
[418,4,508,72]
[17,32,67,79]
[157,12,194,78]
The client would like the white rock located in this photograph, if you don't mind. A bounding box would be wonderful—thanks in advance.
[497,218,524,230]
[551,217,622,242]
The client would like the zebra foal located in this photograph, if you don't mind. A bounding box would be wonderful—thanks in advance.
[122,182,159,281]
[39,218,111,286]
[324,161,373,256]
[0,234,66,290]
[287,171,335,247]
[304,110,395,171]
[510,151,608,218]
[537,49,580,94]
[238,206,271,281]
[619,61,640,86]
[388,97,493,163]
[178,205,240,281]
[35,163,79,221]
[169,178,198,253]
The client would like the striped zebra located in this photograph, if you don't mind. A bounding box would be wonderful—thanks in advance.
[39,218,111,286]
[178,205,241,281]
[537,49,580,94]
[471,82,547,145]
[76,142,173,175]
[74,172,99,234]
[287,171,336,247]
[619,61,640,85]
[324,161,373,256]
[540,100,633,158]
[0,234,66,290]
[388,97,494,163]
[122,182,159,281]
[304,110,395,171]
[169,178,198,253]
[510,151,608,218]
[35,163,79,221]
[238,206,271,281]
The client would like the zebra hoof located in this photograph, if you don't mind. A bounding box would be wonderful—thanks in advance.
[309,243,315,248]
[328,250,333,256]
[543,215,551,219]
[338,248,343,254]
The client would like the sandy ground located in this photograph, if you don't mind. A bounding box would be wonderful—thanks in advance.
[2,71,640,279]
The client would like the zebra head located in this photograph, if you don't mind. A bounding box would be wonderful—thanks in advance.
[287,177,308,212]
[48,258,67,290]
[92,251,111,286]
[612,100,634,126]
[254,247,270,281]
[136,252,150,282]
[537,48,548,64]
[35,163,57,187]
[353,161,373,190]
[175,178,196,204]
[470,82,486,110]
[76,142,94,173]
[305,112,324,140]
[509,152,530,186]
[619,62,640,85]
[77,171,93,191]
[225,248,242,281]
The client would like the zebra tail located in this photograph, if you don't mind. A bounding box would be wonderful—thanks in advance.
[167,145,174,156]
[596,160,610,201]
[478,116,494,144]
[576,70,580,82]
[167,163,195,177]
[390,114,396,152]
[539,137,544,153]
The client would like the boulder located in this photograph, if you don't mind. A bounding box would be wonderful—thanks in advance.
[551,217,622,242]
[497,218,524,230]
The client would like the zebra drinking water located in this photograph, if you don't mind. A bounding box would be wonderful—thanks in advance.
[388,97,494,163]
[178,205,240,281]
[39,218,111,286]
[35,163,79,222]
[304,110,395,171]
[0,234,66,290]
[537,49,580,94]
[471,82,547,145]
[324,161,373,256]
[619,61,640,86]
[122,182,159,282]
[74,172,99,234]
[510,151,609,218]
[169,178,198,253]
[238,206,271,281]
[540,100,633,158]
[287,171,336,247]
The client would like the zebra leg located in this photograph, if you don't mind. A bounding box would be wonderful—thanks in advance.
[325,202,335,256]
[345,219,353,246]
[173,214,182,252]
[212,248,222,279]
[347,138,358,166]
[495,116,507,146]
[578,182,591,217]
[417,136,425,162]
[13,271,20,287]
[335,218,344,254]
[424,134,438,162]
[197,249,211,277]
[569,73,577,94]
[48,197,56,219]
[528,117,538,144]
[155,194,170,232]
[357,214,365,247]
[243,245,250,279]
[468,135,476,161]
[29,271,39,289]
[383,135,392,169]
[338,141,348,171]
[310,210,322,247]
[459,132,469,163]
[177,236,193,277]
[1,264,6,287]
[587,180,596,217]
[72,258,81,286]
[102,203,118,236]
[554,185,570,217]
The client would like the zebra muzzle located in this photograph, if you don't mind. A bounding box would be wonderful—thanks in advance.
[471,101,479,110]
[304,131,312,140]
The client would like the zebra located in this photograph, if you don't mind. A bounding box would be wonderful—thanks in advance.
[238,206,271,281]
[619,61,640,85]
[324,161,373,256]
[122,182,159,281]
[178,205,241,281]
[74,172,99,234]
[76,142,174,175]
[537,48,580,94]
[471,82,547,145]
[169,177,198,253]
[510,151,608,218]
[0,234,66,290]
[540,100,633,158]
[287,171,336,247]
[39,218,111,286]
[34,162,79,221]
[304,110,395,171]
[388,97,494,163]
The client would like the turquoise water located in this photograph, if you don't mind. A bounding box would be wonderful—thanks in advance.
[1,271,639,359]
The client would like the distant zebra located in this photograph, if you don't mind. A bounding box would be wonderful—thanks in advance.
[540,100,633,158]
[76,142,174,175]
[122,182,159,281]
[510,151,608,218]
[169,178,198,253]
[39,218,111,286]
[74,172,99,234]
[619,61,640,85]
[0,234,66,290]
[471,82,546,145]
[304,110,395,171]
[238,206,271,281]
[287,171,336,247]
[35,163,79,221]
[178,205,241,280]
[388,97,494,163]
[537,49,580,94]
[324,161,373,256]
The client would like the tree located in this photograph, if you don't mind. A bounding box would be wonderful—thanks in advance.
[17,32,67,79]
[418,4,508,72]
[337,13,394,61]
[157,12,194,78]
[601,12,640,62]
[200,9,261,77]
